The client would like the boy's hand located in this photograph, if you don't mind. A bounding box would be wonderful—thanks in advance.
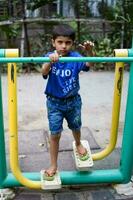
[79,40,94,54]
[49,51,60,62]
[79,40,95,67]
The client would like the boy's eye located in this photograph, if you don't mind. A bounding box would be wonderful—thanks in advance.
[57,41,72,45]
[58,41,63,44]
[66,41,72,45]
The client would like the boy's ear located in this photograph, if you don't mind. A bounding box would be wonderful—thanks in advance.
[52,39,55,47]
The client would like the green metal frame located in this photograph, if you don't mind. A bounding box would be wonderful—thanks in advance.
[0,49,5,58]
[0,71,7,188]
[0,47,133,188]
[0,57,133,63]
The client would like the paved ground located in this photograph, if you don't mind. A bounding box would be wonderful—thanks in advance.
[2,71,129,147]
[1,71,133,200]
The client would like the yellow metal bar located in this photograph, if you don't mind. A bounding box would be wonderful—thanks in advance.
[7,48,128,184]
[7,49,41,189]
[92,49,128,160]
[5,49,19,57]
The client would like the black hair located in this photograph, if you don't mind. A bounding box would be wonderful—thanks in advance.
[52,24,75,41]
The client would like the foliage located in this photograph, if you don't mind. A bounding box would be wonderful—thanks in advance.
[97,1,114,20]
[27,0,55,11]
[78,0,92,17]
[72,0,92,18]
[1,24,20,38]
[25,30,53,72]
[95,38,113,57]
[0,24,20,47]
[93,38,114,70]
[97,0,133,48]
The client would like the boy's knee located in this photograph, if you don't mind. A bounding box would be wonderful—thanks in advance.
[50,133,61,141]
[72,129,80,135]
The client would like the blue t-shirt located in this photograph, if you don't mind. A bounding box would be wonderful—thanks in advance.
[43,51,89,98]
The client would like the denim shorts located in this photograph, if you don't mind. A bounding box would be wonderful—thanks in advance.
[46,94,82,135]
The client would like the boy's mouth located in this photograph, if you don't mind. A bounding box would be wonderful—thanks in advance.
[60,50,68,55]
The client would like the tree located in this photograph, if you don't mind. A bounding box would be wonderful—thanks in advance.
[27,0,55,11]
[97,0,133,48]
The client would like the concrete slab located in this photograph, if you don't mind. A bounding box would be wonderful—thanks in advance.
[13,186,133,200]
[13,152,76,172]
[5,129,48,154]
[5,127,99,155]
[15,193,41,200]
[92,148,121,170]
[19,152,50,172]
[91,189,114,200]
[53,127,100,152]
[55,193,78,200]
[5,130,121,172]
[6,148,122,174]
[58,152,76,171]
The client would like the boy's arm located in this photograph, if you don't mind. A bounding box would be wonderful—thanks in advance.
[41,51,59,75]
[79,41,95,67]
[42,63,51,75]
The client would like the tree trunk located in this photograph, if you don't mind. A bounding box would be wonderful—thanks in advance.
[75,0,81,43]
[21,0,31,72]
[7,0,14,17]
[21,0,30,57]
[20,24,25,57]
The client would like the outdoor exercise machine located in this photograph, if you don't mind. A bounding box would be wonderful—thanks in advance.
[0,41,133,190]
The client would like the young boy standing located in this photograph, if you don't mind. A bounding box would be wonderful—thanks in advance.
[42,24,94,179]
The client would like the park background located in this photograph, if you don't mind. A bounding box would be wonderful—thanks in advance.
[0,1,133,199]
[0,0,133,72]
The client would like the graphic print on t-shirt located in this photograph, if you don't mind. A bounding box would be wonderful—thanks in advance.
[51,64,77,96]
[44,51,89,98]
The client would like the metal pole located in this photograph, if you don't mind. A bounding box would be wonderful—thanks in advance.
[0,72,7,187]
[119,61,133,183]
[92,49,128,160]
[119,42,133,183]
[0,57,133,63]
[2,169,123,187]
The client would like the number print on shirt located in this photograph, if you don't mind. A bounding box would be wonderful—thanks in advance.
[52,66,72,77]
[51,66,77,95]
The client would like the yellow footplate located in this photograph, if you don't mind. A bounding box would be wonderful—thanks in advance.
[40,170,61,190]
[73,140,93,171]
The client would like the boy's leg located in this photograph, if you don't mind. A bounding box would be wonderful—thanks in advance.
[72,130,87,156]
[45,133,61,176]
[46,97,63,176]
[65,95,87,156]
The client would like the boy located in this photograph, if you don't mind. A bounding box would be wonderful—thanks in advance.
[42,24,94,180]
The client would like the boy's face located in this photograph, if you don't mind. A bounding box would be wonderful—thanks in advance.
[52,36,73,56]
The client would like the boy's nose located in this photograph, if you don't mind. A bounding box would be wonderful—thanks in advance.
[62,43,66,48]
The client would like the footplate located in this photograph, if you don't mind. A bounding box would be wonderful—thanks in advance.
[40,170,61,190]
[73,140,93,171]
